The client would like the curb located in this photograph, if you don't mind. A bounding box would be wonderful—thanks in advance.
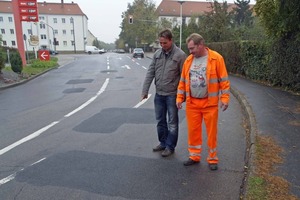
[230,85,257,198]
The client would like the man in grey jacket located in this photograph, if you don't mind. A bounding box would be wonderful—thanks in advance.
[141,29,187,157]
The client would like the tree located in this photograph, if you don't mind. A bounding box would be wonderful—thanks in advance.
[119,0,158,49]
[233,0,253,27]
[198,1,234,42]
[255,0,300,40]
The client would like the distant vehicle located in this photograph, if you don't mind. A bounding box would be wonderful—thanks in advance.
[85,46,105,54]
[115,49,125,53]
[133,48,144,58]
[38,48,58,55]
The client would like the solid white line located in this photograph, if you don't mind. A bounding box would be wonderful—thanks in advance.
[64,78,109,117]
[0,121,59,156]
[0,79,109,157]
[133,94,151,108]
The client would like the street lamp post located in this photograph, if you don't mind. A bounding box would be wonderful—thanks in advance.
[40,21,56,51]
[71,17,76,53]
[178,1,185,49]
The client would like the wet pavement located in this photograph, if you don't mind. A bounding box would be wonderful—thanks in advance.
[1,53,299,198]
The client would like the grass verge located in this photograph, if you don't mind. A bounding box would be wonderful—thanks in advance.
[246,135,299,200]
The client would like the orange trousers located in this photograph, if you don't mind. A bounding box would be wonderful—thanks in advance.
[186,98,219,164]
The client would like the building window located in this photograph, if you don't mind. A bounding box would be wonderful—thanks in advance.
[39,16,45,20]
[71,30,74,35]
[10,29,14,34]
[62,30,66,34]
[70,18,74,24]
[28,29,32,35]
[11,41,16,46]
[8,17,13,22]
[40,24,46,29]
[62,18,66,23]
[3,41,7,46]
[54,29,58,34]
[0,17,3,22]
[41,34,47,39]
[63,41,67,46]
[53,18,57,23]
[1,29,5,34]
[71,40,75,46]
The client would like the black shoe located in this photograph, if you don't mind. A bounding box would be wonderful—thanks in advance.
[209,163,218,170]
[183,158,200,166]
[153,144,166,152]
[161,149,174,157]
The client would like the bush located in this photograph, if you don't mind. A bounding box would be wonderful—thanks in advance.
[30,57,58,68]
[0,48,5,73]
[10,52,23,74]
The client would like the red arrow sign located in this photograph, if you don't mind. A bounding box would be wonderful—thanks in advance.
[38,50,50,61]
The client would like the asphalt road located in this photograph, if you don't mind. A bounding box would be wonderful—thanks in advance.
[0,53,247,200]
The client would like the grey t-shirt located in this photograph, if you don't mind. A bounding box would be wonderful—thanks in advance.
[189,55,208,98]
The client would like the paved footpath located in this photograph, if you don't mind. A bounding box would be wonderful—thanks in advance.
[230,75,300,198]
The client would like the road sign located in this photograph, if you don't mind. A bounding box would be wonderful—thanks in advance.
[19,0,38,22]
[38,50,50,61]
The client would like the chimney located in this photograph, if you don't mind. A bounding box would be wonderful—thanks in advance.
[61,0,64,8]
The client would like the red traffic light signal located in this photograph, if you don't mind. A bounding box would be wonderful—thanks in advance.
[129,15,133,24]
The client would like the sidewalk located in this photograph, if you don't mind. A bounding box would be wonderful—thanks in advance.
[230,75,300,198]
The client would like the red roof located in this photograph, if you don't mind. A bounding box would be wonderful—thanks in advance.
[156,0,247,17]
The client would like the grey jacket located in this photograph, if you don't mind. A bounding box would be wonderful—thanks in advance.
[142,44,187,96]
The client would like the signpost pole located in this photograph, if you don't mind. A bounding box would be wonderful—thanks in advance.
[12,0,26,66]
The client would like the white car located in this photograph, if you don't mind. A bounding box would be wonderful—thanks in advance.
[85,46,105,54]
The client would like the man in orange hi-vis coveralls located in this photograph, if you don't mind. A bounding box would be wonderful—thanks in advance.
[176,33,230,170]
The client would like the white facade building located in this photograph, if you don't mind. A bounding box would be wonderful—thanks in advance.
[0,0,90,53]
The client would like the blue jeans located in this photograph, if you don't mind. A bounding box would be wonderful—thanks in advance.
[154,93,179,151]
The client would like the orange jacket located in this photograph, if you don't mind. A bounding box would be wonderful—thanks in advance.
[177,47,230,107]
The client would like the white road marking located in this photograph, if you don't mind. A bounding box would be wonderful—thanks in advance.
[0,121,59,156]
[0,158,47,186]
[133,94,151,108]
[0,79,109,156]
[124,65,131,69]
[64,78,109,117]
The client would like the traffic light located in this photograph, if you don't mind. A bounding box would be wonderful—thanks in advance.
[129,15,133,24]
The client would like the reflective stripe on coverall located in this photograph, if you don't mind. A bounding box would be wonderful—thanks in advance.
[177,47,230,164]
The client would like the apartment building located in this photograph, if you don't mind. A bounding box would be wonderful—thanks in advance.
[0,0,94,53]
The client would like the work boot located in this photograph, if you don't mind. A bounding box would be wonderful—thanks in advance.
[209,163,218,170]
[183,158,200,166]
[161,149,174,157]
[152,144,165,152]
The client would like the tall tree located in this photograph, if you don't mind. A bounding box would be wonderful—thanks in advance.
[255,0,300,39]
[119,0,158,49]
[198,1,234,42]
[233,0,253,26]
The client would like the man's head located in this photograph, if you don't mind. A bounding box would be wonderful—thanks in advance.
[186,33,206,57]
[158,29,173,51]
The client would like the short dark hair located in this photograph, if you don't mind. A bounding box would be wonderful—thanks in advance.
[186,33,205,45]
[158,29,173,40]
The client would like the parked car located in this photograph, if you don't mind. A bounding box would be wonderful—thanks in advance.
[133,48,144,58]
[38,48,58,55]
[85,46,105,54]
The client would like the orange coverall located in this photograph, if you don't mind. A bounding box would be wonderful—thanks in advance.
[176,48,230,164]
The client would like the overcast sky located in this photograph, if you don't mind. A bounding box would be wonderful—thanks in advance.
[39,0,256,44]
